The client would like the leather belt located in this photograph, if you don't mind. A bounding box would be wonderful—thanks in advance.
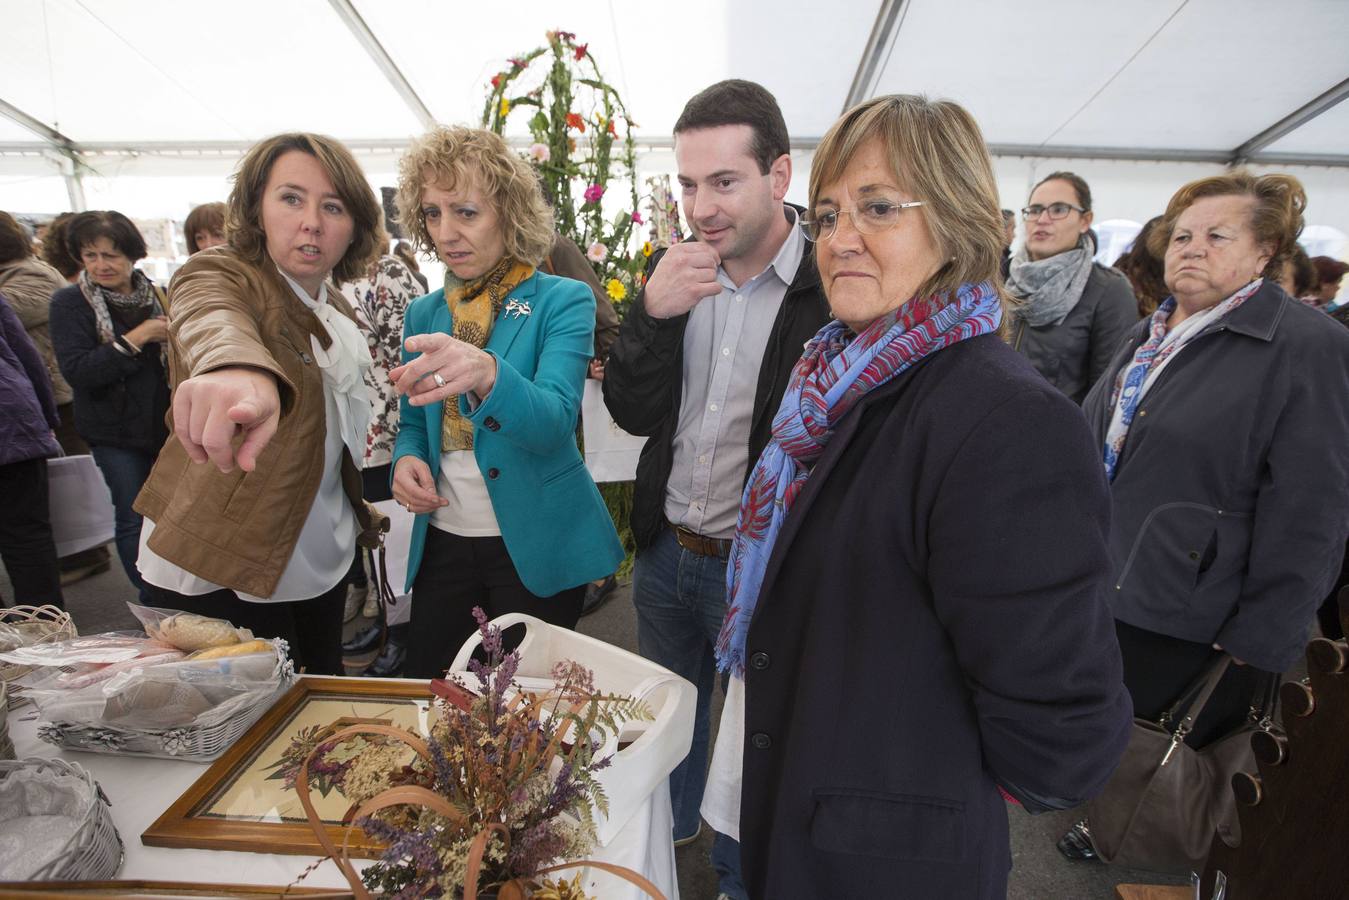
[668,521,732,558]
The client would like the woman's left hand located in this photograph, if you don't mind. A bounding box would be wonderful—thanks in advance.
[389,332,497,406]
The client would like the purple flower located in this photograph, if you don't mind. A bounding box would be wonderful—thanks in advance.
[584,183,605,204]
[631,211,644,224]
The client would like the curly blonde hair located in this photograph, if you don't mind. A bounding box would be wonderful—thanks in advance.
[396,126,554,268]
[227,133,382,285]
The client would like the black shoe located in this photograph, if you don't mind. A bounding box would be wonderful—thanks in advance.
[342,624,381,654]
[365,640,406,677]
[581,574,618,616]
[1056,819,1098,861]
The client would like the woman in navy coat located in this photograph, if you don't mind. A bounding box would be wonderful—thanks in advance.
[389,127,623,677]
[708,96,1131,899]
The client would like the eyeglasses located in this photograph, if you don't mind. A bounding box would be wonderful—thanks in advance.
[800,200,926,242]
[1021,202,1086,221]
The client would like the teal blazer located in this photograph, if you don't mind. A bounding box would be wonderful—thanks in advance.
[392,271,623,597]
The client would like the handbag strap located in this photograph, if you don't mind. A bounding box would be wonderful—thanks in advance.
[1162,655,1233,732]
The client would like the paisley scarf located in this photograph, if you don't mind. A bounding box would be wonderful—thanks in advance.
[1102,279,1262,481]
[714,281,1003,676]
[78,268,167,366]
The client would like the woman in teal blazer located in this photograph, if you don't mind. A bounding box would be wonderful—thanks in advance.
[388,127,623,677]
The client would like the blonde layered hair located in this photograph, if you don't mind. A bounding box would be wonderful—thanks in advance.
[227,133,382,285]
[396,126,554,268]
[809,95,1008,305]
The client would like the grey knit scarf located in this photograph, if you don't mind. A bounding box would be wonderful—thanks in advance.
[1006,234,1095,327]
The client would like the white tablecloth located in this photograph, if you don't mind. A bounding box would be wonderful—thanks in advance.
[6,677,678,898]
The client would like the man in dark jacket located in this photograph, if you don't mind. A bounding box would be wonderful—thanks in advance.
[0,291,64,608]
[603,80,830,898]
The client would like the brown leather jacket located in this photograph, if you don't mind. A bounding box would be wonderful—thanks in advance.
[134,248,386,598]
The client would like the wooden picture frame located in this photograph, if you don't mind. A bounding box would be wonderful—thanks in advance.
[142,676,433,858]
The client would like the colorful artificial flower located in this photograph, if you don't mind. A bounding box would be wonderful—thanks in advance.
[565,112,586,132]
[509,57,526,70]
[585,241,607,263]
[499,97,511,117]
[584,184,605,204]
[642,241,654,257]
[606,279,627,301]
[574,43,588,61]
[528,142,550,163]
[490,73,502,89]
[607,119,617,136]
[631,211,644,224]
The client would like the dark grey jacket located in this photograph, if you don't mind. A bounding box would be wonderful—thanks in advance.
[1013,264,1139,403]
[49,284,170,453]
[1082,282,1349,673]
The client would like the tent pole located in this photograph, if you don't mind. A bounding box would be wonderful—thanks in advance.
[843,0,911,111]
[0,97,88,210]
[1229,77,1349,167]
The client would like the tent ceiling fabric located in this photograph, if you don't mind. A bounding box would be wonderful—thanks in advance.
[0,0,1345,164]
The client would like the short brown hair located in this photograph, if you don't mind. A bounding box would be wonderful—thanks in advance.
[67,211,147,262]
[395,126,554,267]
[674,80,790,175]
[1031,171,1092,211]
[183,202,226,254]
[0,211,33,264]
[1148,171,1305,279]
[809,94,1008,305]
[227,133,381,284]
[41,212,81,278]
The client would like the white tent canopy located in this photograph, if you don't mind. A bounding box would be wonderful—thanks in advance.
[3,0,1347,257]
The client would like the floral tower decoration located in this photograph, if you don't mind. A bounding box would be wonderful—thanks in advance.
[481,30,647,317]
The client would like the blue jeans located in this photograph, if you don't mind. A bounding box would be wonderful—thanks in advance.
[90,445,155,603]
[632,527,747,899]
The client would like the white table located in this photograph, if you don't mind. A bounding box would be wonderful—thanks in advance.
[7,677,679,898]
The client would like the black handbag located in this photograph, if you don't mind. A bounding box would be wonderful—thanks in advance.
[1087,656,1279,874]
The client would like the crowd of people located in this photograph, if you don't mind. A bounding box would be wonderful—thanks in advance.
[1,77,1347,899]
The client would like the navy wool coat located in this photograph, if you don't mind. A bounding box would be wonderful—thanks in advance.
[738,334,1132,899]
[1082,281,1349,673]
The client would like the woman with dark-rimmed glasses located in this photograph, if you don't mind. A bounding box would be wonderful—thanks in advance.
[1006,171,1139,402]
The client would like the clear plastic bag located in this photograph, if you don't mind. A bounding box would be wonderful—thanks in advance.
[0,633,170,667]
[127,604,253,652]
[24,641,287,732]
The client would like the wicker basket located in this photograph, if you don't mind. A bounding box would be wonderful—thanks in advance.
[33,640,296,762]
[0,757,123,880]
[0,605,77,708]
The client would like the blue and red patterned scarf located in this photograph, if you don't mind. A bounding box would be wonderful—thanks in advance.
[714,281,1003,676]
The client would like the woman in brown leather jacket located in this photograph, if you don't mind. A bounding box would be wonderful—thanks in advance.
[133,133,386,674]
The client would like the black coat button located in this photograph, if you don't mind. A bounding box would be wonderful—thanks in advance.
[1188,550,1200,561]
[751,732,772,750]
[750,651,770,670]
[487,468,500,479]
[484,416,500,431]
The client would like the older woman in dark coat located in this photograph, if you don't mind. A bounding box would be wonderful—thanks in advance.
[703,95,1131,900]
[1065,172,1349,860]
[49,211,170,602]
